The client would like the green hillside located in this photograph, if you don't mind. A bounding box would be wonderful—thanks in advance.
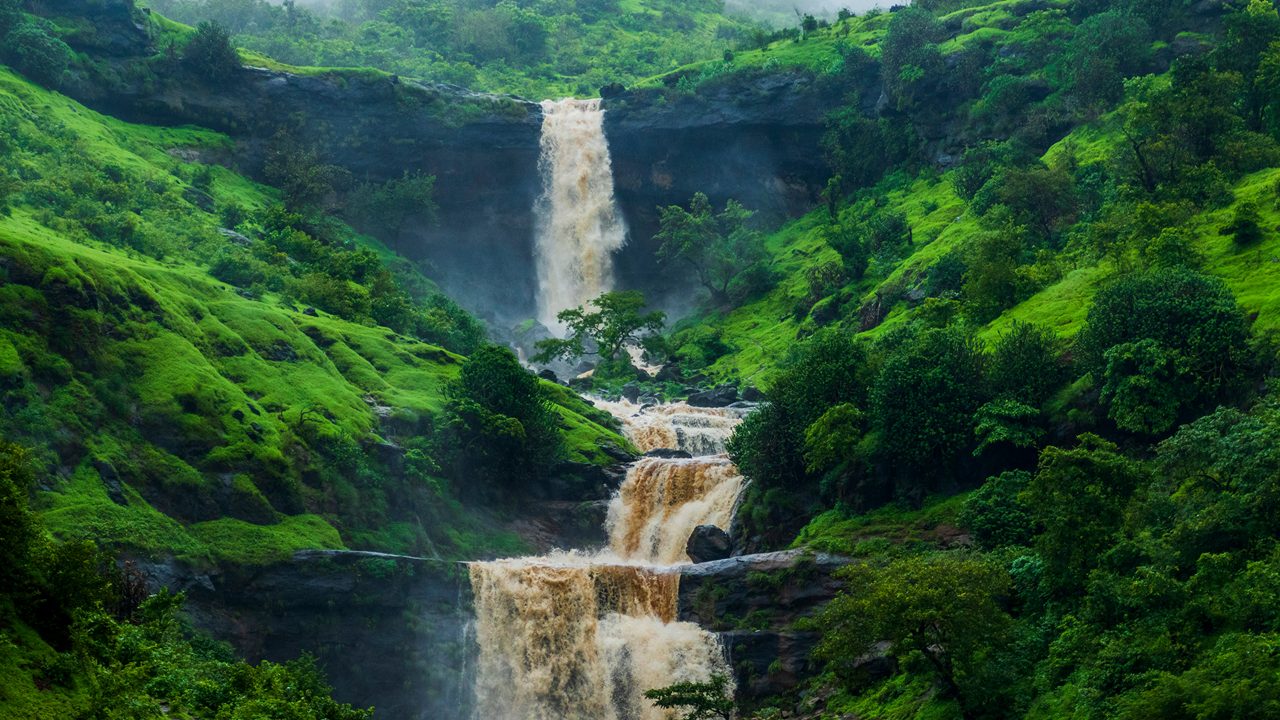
[0,63,626,566]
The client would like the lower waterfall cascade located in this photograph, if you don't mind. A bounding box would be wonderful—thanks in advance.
[468,400,748,720]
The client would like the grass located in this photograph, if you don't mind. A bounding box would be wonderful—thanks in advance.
[0,62,625,566]
[791,493,972,557]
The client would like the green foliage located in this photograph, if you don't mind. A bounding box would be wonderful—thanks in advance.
[2,21,73,88]
[657,193,773,306]
[1222,200,1266,246]
[972,399,1043,458]
[816,553,1013,707]
[1026,434,1146,594]
[1077,268,1251,424]
[880,8,946,111]
[1099,338,1191,435]
[958,470,1035,550]
[534,290,666,364]
[728,330,868,541]
[147,0,756,98]
[989,321,1064,406]
[442,345,564,501]
[871,327,986,499]
[346,171,436,242]
[182,21,242,83]
[643,675,734,720]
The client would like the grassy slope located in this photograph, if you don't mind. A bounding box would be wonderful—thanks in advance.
[671,4,1280,391]
[0,66,624,565]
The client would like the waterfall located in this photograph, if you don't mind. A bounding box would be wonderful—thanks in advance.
[534,98,628,332]
[468,401,747,720]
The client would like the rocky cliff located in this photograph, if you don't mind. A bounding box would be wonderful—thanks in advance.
[136,550,475,720]
[36,0,862,320]
[602,70,866,301]
[134,548,847,719]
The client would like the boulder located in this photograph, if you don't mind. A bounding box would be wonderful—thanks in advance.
[687,385,738,408]
[621,382,642,402]
[686,525,733,564]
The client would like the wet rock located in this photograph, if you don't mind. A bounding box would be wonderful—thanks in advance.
[654,364,683,382]
[645,448,693,459]
[537,368,560,384]
[93,459,128,505]
[741,386,764,402]
[686,525,733,564]
[621,382,642,402]
[131,551,474,720]
[687,385,738,408]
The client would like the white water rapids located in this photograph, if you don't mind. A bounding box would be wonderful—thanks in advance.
[533,98,628,332]
[469,402,748,720]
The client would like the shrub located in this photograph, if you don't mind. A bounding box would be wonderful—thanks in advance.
[1077,268,1251,417]
[4,22,73,87]
[183,21,241,83]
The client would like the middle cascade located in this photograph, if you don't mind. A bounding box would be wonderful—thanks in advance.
[469,401,748,720]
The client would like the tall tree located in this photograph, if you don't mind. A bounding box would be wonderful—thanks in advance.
[656,193,770,306]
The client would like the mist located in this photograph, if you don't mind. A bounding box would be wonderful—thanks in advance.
[724,0,903,27]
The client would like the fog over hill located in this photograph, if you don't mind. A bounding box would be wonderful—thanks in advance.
[725,0,900,26]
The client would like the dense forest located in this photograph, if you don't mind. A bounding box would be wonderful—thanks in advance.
[4,0,1280,718]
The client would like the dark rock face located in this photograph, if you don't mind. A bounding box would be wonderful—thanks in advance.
[676,550,850,705]
[686,525,733,564]
[603,70,874,303]
[40,1,863,321]
[687,385,739,408]
[134,551,475,720]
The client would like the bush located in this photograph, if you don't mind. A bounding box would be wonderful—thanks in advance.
[959,470,1036,550]
[3,22,73,87]
[1077,268,1251,419]
[1222,201,1266,246]
[442,345,564,500]
[183,21,241,83]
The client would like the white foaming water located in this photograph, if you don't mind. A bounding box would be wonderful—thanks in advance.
[469,401,749,719]
[594,399,751,455]
[534,98,628,332]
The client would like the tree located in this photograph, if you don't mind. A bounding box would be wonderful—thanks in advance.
[959,470,1037,550]
[816,553,1013,705]
[346,171,436,241]
[1077,268,1251,416]
[880,7,946,110]
[871,326,987,499]
[533,291,665,364]
[989,321,1064,406]
[656,193,771,306]
[182,21,242,83]
[0,440,36,591]
[1027,435,1147,594]
[1099,339,1191,435]
[1053,11,1151,111]
[963,210,1030,322]
[643,675,734,720]
[3,22,73,87]
[1222,201,1265,246]
[443,345,563,498]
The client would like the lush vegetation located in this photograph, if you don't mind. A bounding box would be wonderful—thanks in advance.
[0,439,369,718]
[0,23,626,568]
[624,0,1280,717]
[141,0,765,97]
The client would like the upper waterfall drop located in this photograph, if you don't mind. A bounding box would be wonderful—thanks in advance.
[534,98,628,332]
